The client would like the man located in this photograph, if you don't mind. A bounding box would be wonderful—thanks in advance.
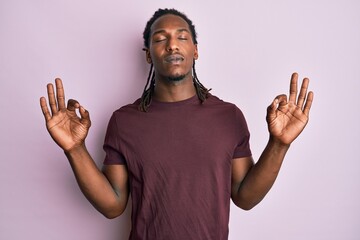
[40,8,313,240]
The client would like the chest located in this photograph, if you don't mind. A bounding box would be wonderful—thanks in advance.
[118,107,238,179]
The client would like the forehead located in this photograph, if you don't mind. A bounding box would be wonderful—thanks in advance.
[150,14,190,34]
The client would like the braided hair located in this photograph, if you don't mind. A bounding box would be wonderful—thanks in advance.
[139,8,210,112]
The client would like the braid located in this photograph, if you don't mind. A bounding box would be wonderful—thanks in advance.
[139,61,210,112]
[139,64,155,112]
[139,9,210,112]
[193,61,211,103]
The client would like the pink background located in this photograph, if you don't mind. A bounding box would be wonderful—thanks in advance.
[1,0,359,239]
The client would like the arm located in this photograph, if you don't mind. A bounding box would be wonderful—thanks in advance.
[65,145,129,218]
[231,73,314,210]
[40,79,129,218]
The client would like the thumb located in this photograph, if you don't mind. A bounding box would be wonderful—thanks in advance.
[267,98,278,119]
[79,106,91,128]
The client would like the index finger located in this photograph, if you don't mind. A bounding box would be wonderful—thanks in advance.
[40,96,52,121]
[289,72,298,103]
[55,78,66,110]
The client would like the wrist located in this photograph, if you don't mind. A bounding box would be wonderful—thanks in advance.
[268,136,291,150]
[64,143,87,157]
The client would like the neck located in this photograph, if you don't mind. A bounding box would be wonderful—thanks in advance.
[153,75,196,102]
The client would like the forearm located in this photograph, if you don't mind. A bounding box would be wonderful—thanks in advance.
[233,137,289,210]
[65,144,127,218]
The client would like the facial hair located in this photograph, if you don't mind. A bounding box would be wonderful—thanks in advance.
[167,74,186,82]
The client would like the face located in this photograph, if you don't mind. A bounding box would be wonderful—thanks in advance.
[146,14,198,82]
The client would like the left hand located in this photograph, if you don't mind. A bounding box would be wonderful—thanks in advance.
[266,72,314,145]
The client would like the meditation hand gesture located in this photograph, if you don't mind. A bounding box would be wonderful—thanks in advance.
[266,73,314,145]
[40,79,91,152]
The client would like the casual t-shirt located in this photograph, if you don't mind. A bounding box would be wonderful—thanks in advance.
[103,94,252,240]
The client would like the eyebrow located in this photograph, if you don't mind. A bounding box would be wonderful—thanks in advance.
[152,28,190,36]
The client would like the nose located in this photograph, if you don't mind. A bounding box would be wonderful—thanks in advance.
[166,37,179,52]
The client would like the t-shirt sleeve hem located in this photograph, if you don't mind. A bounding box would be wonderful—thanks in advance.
[103,156,127,165]
[232,150,252,159]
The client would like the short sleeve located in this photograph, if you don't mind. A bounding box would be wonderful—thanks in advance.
[103,113,127,165]
[232,107,252,159]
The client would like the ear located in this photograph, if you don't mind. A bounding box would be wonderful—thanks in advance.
[144,48,152,64]
[194,45,199,60]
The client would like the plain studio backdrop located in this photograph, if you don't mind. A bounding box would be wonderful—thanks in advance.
[1,0,359,239]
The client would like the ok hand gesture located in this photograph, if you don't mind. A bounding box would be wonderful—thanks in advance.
[40,79,91,152]
[266,73,314,145]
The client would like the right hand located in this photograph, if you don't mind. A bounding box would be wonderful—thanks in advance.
[40,78,91,152]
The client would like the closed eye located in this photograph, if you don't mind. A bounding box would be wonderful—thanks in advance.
[153,38,166,43]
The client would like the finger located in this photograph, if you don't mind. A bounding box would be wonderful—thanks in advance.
[67,99,80,112]
[55,78,66,110]
[267,98,279,116]
[47,83,58,114]
[297,78,309,108]
[303,91,314,116]
[40,97,52,121]
[79,106,91,128]
[267,94,286,115]
[289,72,298,103]
[277,94,288,108]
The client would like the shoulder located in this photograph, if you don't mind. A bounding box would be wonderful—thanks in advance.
[112,98,142,115]
[205,93,247,121]
[205,93,241,110]
[106,98,144,127]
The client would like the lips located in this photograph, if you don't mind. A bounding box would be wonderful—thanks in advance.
[164,54,184,64]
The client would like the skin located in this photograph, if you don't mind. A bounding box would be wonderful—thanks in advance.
[231,73,313,209]
[39,14,314,218]
[146,14,198,102]
[40,81,128,218]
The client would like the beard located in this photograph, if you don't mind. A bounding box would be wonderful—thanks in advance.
[167,74,186,82]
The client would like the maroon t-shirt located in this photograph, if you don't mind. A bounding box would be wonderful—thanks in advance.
[103,94,252,240]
